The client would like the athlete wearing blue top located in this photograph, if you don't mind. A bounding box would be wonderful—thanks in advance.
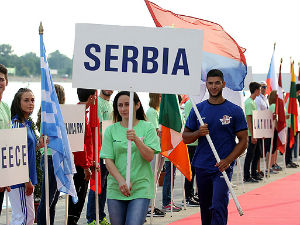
[9,88,45,225]
[183,69,248,225]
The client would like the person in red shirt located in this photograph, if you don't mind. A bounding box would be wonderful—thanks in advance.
[68,88,97,225]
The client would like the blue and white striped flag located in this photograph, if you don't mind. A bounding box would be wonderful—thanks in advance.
[40,34,78,202]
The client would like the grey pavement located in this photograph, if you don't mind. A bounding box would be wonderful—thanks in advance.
[1,154,299,225]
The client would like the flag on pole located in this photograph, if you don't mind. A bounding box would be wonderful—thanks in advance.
[40,33,77,201]
[275,59,287,153]
[266,45,278,95]
[288,61,298,148]
[89,91,102,194]
[159,94,192,181]
[144,0,247,91]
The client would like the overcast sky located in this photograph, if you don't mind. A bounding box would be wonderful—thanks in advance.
[1,0,299,74]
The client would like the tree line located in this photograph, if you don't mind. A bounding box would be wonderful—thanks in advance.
[0,44,72,77]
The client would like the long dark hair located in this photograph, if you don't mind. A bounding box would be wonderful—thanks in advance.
[113,91,146,122]
[11,88,33,122]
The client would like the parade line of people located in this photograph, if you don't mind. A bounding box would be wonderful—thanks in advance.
[0,64,299,225]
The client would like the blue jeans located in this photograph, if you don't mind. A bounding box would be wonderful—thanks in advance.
[37,156,60,225]
[196,168,233,225]
[162,161,176,206]
[107,198,150,225]
[86,160,108,223]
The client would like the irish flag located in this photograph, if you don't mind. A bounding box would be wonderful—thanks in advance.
[288,61,298,148]
[159,94,192,181]
[276,60,287,153]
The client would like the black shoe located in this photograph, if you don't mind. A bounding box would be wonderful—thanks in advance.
[291,162,299,167]
[146,207,166,217]
[193,194,199,202]
[243,177,259,183]
[186,198,200,207]
[252,175,263,181]
[287,163,297,168]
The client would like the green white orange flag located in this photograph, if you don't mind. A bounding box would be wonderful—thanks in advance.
[159,94,192,181]
[288,61,298,148]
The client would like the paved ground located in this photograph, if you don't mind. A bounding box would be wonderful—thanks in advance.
[1,154,299,225]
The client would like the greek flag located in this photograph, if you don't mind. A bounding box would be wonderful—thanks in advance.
[40,34,78,202]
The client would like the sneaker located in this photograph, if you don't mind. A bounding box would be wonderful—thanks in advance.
[243,177,259,183]
[269,168,279,174]
[193,194,199,202]
[162,203,182,212]
[186,198,200,207]
[272,164,282,171]
[100,218,111,225]
[291,162,299,167]
[252,175,263,181]
[287,163,297,168]
[88,221,96,225]
[146,207,166,217]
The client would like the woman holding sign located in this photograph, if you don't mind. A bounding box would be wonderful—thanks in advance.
[100,91,160,225]
[9,88,45,225]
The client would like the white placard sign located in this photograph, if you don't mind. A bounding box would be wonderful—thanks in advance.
[60,104,85,152]
[0,128,29,187]
[253,110,274,138]
[72,24,203,95]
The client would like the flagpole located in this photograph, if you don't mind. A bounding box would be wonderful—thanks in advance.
[6,191,9,225]
[64,196,69,225]
[170,162,174,217]
[237,157,245,193]
[262,139,266,181]
[150,154,159,223]
[40,21,51,225]
[126,91,134,187]
[189,96,244,216]
[267,121,275,178]
[297,133,300,164]
[95,126,99,225]
[44,135,50,225]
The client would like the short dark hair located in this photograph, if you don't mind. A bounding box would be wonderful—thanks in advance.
[206,69,224,81]
[296,83,300,92]
[113,91,146,122]
[11,88,33,121]
[249,82,261,94]
[0,64,8,80]
[77,88,96,102]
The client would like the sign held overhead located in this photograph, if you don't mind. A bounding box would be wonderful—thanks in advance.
[72,24,203,95]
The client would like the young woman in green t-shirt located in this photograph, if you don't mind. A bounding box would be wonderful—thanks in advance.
[100,91,160,225]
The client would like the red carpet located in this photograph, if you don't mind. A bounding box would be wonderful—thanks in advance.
[169,172,300,225]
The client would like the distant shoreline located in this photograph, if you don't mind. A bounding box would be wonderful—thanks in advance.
[7,75,72,83]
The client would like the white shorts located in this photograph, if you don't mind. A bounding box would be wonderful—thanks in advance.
[8,186,34,225]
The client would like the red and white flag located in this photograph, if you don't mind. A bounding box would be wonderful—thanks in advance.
[275,60,287,153]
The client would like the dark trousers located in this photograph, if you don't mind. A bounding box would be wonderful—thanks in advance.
[86,159,108,223]
[162,161,176,206]
[285,128,295,165]
[0,191,4,215]
[244,136,261,179]
[184,145,196,200]
[37,156,60,225]
[196,168,233,225]
[68,166,89,225]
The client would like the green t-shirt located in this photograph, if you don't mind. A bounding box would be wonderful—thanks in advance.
[146,107,159,129]
[98,97,113,123]
[0,101,12,129]
[269,103,275,114]
[184,100,198,146]
[100,120,161,200]
[244,97,257,136]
